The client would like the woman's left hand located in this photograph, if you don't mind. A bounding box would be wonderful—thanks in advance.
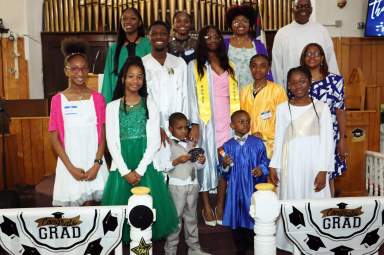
[337,138,349,161]
[314,171,327,192]
[86,164,100,181]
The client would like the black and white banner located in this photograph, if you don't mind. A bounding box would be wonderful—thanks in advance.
[281,197,384,255]
[0,206,125,255]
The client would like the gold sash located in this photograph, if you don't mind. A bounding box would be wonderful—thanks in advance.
[193,62,240,124]
[280,101,323,198]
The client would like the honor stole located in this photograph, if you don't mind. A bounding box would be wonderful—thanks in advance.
[193,63,240,124]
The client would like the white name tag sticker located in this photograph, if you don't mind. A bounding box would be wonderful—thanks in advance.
[260,111,272,120]
[63,105,78,115]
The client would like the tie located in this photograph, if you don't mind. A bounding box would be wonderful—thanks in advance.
[173,138,188,144]
[235,136,247,143]
[126,36,139,57]
[126,42,136,57]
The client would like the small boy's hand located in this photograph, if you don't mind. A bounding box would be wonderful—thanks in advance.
[252,167,263,177]
[222,155,233,168]
[197,154,206,164]
[173,154,191,166]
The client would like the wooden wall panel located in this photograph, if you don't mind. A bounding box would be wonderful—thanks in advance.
[0,36,3,98]
[332,38,383,197]
[9,117,57,186]
[0,37,29,99]
[9,119,24,184]
[30,119,45,184]
[21,120,33,185]
[335,111,377,197]
[0,135,18,190]
[42,120,56,177]
[333,37,384,106]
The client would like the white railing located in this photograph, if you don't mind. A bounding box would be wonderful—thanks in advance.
[251,186,383,255]
[0,187,155,255]
[366,151,384,196]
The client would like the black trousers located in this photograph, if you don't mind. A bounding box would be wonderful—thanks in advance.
[232,227,254,255]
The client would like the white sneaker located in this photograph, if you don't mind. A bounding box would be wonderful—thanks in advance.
[187,248,211,255]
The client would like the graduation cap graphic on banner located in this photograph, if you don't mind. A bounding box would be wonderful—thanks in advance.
[337,202,348,209]
[0,216,19,237]
[84,238,103,255]
[52,212,64,219]
[21,244,40,255]
[102,210,118,234]
[289,206,305,227]
[361,228,380,247]
[330,245,353,255]
[305,234,326,251]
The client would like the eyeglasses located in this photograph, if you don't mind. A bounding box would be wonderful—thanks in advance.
[294,3,312,10]
[66,66,89,74]
[232,19,250,26]
[204,35,221,41]
[305,51,321,58]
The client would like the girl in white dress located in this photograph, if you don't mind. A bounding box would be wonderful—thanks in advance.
[269,66,334,252]
[49,38,108,206]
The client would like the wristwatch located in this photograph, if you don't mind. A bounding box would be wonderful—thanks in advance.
[94,159,103,165]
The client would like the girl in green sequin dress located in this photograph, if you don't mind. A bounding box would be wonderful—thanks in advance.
[102,56,178,244]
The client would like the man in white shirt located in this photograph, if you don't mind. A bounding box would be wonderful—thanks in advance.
[143,21,196,144]
[271,0,339,89]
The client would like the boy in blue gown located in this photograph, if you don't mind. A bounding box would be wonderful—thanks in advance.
[219,110,269,255]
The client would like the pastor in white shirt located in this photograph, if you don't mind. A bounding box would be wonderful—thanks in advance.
[271,0,339,89]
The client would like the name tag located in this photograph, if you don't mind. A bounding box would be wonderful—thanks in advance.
[260,111,272,120]
[63,105,78,115]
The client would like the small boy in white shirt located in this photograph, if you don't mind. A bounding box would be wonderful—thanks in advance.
[154,112,210,255]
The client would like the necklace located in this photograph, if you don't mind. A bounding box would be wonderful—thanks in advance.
[124,96,141,108]
[252,82,267,96]
[233,36,249,47]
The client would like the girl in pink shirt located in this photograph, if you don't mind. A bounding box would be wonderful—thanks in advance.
[188,26,240,226]
[48,38,108,206]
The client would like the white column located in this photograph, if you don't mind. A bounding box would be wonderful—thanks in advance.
[127,187,156,255]
[250,183,280,255]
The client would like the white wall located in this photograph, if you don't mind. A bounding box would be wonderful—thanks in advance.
[0,0,44,99]
[315,0,368,37]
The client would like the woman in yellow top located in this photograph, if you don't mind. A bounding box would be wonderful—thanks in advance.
[240,54,287,159]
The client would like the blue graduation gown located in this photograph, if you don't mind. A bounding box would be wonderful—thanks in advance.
[221,135,269,230]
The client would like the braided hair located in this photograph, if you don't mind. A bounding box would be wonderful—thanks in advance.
[286,66,319,134]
